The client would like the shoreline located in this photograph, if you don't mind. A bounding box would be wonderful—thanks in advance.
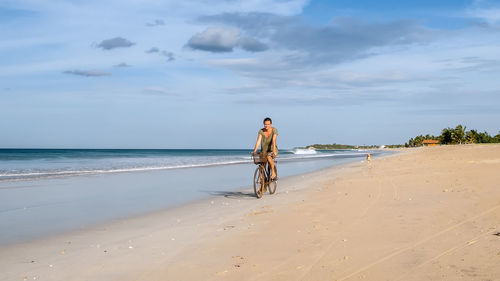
[0,148,380,184]
[3,145,499,280]
[0,150,400,281]
[0,149,394,246]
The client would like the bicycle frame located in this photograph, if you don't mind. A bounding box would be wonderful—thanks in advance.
[252,153,277,198]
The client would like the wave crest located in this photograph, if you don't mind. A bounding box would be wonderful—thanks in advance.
[293,148,317,155]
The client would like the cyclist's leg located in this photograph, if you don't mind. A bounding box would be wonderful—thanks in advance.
[267,154,277,179]
[261,164,268,193]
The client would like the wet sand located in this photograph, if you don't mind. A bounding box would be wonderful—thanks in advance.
[0,151,377,246]
[1,144,499,281]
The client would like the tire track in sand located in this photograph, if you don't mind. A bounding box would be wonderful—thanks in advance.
[335,202,500,281]
[296,174,385,281]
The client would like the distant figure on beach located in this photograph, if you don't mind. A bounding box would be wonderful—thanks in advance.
[252,117,278,181]
[366,153,371,162]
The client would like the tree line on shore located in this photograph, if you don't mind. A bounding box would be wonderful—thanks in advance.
[406,125,500,147]
[304,143,379,150]
[299,125,499,150]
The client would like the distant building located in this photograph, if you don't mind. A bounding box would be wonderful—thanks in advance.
[422,140,439,146]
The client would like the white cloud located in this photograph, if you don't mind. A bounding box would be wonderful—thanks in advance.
[198,13,434,64]
[468,8,500,24]
[96,37,135,50]
[465,0,500,25]
[2,0,500,147]
[63,69,110,77]
[239,36,269,52]
[205,26,500,111]
[146,47,160,53]
[187,27,241,52]
[146,19,164,27]
[143,87,177,96]
[187,26,268,53]
[113,62,131,67]
[161,51,175,61]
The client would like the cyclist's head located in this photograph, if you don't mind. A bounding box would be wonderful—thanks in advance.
[263,117,272,124]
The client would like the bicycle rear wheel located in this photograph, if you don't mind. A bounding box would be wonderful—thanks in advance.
[268,165,277,194]
[253,166,264,198]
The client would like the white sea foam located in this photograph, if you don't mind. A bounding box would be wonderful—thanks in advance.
[0,149,374,182]
[293,148,317,155]
[0,159,252,182]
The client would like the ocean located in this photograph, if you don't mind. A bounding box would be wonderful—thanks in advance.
[0,148,391,245]
[0,148,380,182]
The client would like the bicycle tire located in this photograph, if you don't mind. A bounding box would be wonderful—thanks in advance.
[268,165,277,194]
[253,166,264,198]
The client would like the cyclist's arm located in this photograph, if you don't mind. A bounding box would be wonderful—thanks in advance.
[272,131,278,155]
[253,133,262,154]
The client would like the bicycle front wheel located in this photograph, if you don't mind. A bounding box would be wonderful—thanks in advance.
[268,165,277,194]
[253,166,264,198]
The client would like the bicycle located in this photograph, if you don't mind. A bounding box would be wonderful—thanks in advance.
[252,152,277,198]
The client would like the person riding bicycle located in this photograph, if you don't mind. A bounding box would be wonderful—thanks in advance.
[252,117,278,181]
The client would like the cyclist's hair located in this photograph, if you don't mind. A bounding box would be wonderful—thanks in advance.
[263,117,272,124]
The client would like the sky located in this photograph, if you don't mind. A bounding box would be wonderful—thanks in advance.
[1,0,500,149]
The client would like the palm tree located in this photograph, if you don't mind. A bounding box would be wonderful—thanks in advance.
[439,128,453,144]
[452,125,466,144]
[477,131,493,143]
[465,129,478,144]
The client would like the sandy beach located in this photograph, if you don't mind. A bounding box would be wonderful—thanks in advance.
[1,144,500,281]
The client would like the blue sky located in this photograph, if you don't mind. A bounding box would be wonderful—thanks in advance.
[1,0,500,148]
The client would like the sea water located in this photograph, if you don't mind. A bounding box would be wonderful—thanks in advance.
[0,148,391,245]
[0,148,379,181]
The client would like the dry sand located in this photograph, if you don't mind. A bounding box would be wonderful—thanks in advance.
[1,144,500,281]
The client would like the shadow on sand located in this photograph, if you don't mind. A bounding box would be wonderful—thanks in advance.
[204,190,257,200]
